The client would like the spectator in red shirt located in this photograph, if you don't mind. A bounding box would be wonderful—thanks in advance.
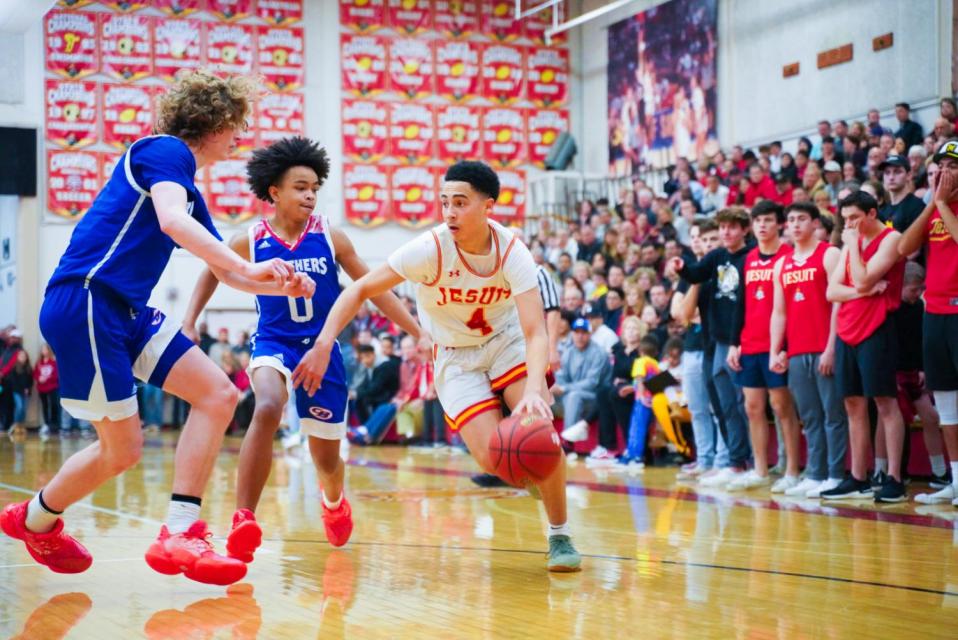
[34,344,60,435]
[744,163,778,207]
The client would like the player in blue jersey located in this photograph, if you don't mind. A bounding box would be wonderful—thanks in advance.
[182,137,420,561]
[0,70,315,586]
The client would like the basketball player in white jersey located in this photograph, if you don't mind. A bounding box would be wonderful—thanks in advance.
[293,161,581,572]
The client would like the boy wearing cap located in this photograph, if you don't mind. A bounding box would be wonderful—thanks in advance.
[880,154,925,233]
[899,139,958,505]
[556,317,611,443]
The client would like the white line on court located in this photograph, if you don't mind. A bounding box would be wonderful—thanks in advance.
[0,481,163,526]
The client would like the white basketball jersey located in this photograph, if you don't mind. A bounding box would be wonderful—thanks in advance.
[387,220,538,348]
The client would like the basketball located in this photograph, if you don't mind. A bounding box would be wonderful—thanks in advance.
[489,414,562,487]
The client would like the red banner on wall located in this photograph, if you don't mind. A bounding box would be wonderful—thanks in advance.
[434,40,480,102]
[480,1,522,42]
[206,159,259,223]
[341,99,389,162]
[387,0,432,35]
[100,14,153,82]
[257,26,305,92]
[102,151,121,185]
[344,163,390,227]
[258,92,305,145]
[527,108,569,167]
[45,80,99,149]
[522,1,565,45]
[207,0,252,21]
[481,44,523,104]
[101,83,154,150]
[391,166,439,229]
[481,107,525,168]
[387,38,433,100]
[527,47,568,107]
[47,149,100,219]
[492,168,525,224]
[435,104,480,163]
[103,0,149,11]
[206,23,255,75]
[433,0,478,38]
[154,0,204,17]
[45,11,99,79]
[389,102,434,164]
[341,35,388,97]
[153,19,203,82]
[257,0,303,24]
[340,0,386,33]
[234,108,257,156]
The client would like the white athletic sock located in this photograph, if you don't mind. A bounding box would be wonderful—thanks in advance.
[166,498,201,535]
[547,522,571,539]
[25,492,60,534]
[951,462,958,487]
[930,454,947,477]
[875,458,888,473]
[323,491,343,511]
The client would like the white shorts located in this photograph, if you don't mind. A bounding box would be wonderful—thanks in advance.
[434,324,529,432]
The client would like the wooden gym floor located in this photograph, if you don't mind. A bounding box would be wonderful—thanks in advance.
[0,432,955,639]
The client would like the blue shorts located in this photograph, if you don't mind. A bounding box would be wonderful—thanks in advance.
[39,283,194,421]
[249,334,348,440]
[734,352,788,389]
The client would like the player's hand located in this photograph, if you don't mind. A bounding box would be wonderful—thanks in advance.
[245,258,294,284]
[841,227,859,248]
[513,390,553,421]
[618,384,634,398]
[292,343,331,397]
[726,345,742,372]
[865,280,889,296]
[818,346,835,376]
[666,257,684,278]
[770,350,788,374]
[935,167,958,204]
[181,323,200,345]
[282,273,315,299]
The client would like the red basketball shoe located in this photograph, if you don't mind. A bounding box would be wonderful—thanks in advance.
[0,500,92,574]
[145,521,247,585]
[226,508,262,563]
[322,497,353,547]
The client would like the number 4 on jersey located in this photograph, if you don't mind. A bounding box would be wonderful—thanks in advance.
[466,307,492,335]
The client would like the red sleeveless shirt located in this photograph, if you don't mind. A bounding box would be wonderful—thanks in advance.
[836,227,904,346]
[741,243,793,355]
[780,241,831,356]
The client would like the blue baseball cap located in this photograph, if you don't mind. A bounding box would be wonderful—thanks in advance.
[571,318,591,332]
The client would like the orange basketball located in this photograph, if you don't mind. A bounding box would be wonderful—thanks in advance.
[489,414,562,487]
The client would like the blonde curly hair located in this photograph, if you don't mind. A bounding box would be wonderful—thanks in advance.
[155,68,259,144]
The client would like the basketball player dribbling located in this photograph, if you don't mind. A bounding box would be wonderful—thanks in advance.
[0,70,312,585]
[292,161,582,572]
[182,137,420,561]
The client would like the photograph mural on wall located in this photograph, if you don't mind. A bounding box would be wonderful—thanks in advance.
[607,0,717,174]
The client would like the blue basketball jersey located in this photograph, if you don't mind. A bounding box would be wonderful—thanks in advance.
[47,135,221,309]
[248,215,341,343]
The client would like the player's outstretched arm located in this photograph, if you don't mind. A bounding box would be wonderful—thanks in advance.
[205,233,315,298]
[331,228,422,340]
[512,288,553,420]
[152,182,293,285]
[293,263,406,396]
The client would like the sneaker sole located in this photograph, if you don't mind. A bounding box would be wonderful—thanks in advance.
[874,495,908,504]
[547,562,582,573]
[226,520,262,563]
[145,545,247,585]
[822,492,873,501]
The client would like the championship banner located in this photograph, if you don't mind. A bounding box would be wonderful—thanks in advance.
[257,0,303,25]
[480,1,522,42]
[47,149,100,220]
[480,44,523,104]
[481,107,525,168]
[207,0,252,21]
[390,166,439,229]
[153,19,203,82]
[527,108,569,167]
[491,168,525,224]
[102,152,121,185]
[44,11,99,79]
[45,79,99,149]
[340,0,386,33]
[234,109,257,155]
[387,0,432,35]
[523,1,564,45]
[387,38,433,100]
[343,163,390,227]
[433,0,478,39]
[341,99,389,162]
[435,104,480,163]
[341,35,388,97]
[389,102,434,164]
[100,14,153,82]
[256,26,305,92]
[101,83,154,150]
[103,0,149,11]
[206,23,255,75]
[56,0,96,8]
[154,0,203,17]
[434,40,480,102]
[258,92,305,146]
[527,47,568,107]
[206,159,259,223]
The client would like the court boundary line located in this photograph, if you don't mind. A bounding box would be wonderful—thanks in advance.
[0,482,162,526]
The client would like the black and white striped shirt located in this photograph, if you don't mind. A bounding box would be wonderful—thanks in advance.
[536,264,560,312]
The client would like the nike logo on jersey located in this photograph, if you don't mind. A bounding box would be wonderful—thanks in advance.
[258,240,270,249]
